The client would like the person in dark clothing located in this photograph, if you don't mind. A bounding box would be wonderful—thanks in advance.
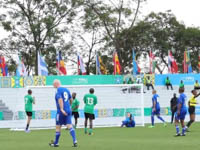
[170,93,178,124]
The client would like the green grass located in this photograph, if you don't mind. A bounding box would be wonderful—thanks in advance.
[1,123,200,150]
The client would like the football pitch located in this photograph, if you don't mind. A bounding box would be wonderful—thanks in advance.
[1,123,200,150]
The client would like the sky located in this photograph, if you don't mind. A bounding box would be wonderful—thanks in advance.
[1,0,200,39]
[0,0,200,74]
[142,0,200,27]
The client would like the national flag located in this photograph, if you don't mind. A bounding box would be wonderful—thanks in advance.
[132,49,140,75]
[56,51,67,75]
[16,55,27,76]
[38,52,48,76]
[149,50,156,74]
[183,51,188,73]
[96,54,107,75]
[168,50,178,73]
[0,55,8,76]
[96,54,101,75]
[183,50,192,73]
[77,54,86,75]
[198,53,200,72]
[113,51,121,75]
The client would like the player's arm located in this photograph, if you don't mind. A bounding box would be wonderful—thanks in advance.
[69,98,73,105]
[58,98,67,116]
[75,101,79,109]
[177,102,182,115]
[33,96,35,104]
[83,95,86,104]
[94,97,97,105]
[188,101,190,106]
[194,92,200,98]
[153,100,156,112]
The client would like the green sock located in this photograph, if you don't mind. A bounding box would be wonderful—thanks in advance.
[89,129,93,134]
[84,128,87,133]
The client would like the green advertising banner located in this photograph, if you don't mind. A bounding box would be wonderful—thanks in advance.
[0,112,3,120]
[46,75,123,85]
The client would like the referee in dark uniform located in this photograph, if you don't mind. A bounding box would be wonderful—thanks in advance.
[170,93,178,124]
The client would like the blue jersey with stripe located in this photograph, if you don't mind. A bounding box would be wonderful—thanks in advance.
[177,93,187,111]
[55,87,72,114]
[152,94,160,110]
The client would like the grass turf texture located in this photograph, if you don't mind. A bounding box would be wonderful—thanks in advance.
[1,123,200,150]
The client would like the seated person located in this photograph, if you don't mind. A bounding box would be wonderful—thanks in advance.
[179,80,184,88]
[127,78,134,84]
[194,80,200,90]
[146,76,154,90]
[165,76,173,90]
[121,112,135,128]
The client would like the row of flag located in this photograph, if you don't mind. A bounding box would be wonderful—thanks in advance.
[0,50,199,76]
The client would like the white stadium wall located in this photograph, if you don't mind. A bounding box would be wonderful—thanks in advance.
[0,85,199,129]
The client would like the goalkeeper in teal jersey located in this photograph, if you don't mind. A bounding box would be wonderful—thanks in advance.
[83,88,97,135]
[24,89,35,132]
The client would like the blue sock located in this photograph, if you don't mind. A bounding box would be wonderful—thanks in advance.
[69,128,77,144]
[176,125,180,134]
[182,126,186,134]
[151,115,154,126]
[157,116,165,122]
[54,132,60,145]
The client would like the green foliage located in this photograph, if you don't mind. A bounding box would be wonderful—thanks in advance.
[1,0,200,74]
[119,10,200,73]
[0,0,81,75]
[82,0,146,74]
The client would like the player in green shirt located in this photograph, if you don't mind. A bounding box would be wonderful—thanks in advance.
[83,88,97,135]
[71,92,80,129]
[179,80,184,88]
[24,89,35,132]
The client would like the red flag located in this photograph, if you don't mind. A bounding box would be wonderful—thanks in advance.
[198,54,200,72]
[56,51,67,75]
[77,54,87,75]
[168,51,178,73]
[137,62,141,73]
[113,52,121,75]
[0,55,8,76]
[149,50,155,74]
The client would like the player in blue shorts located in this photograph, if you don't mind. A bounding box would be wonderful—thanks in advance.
[49,79,77,147]
[174,87,187,136]
[149,90,166,128]
[121,112,135,128]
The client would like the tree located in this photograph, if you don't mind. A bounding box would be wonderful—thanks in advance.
[82,0,146,74]
[119,11,187,73]
[0,0,82,75]
[70,23,105,75]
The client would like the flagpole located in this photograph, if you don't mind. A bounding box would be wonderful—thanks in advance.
[57,51,60,76]
[96,50,98,75]
[77,53,79,75]
[114,51,116,75]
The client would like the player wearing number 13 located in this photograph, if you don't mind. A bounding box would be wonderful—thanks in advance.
[49,79,77,147]
[84,88,97,135]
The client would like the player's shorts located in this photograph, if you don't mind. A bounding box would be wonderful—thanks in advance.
[188,106,195,115]
[72,112,79,119]
[175,110,187,120]
[26,111,33,117]
[56,113,72,126]
[152,108,160,115]
[84,112,95,120]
